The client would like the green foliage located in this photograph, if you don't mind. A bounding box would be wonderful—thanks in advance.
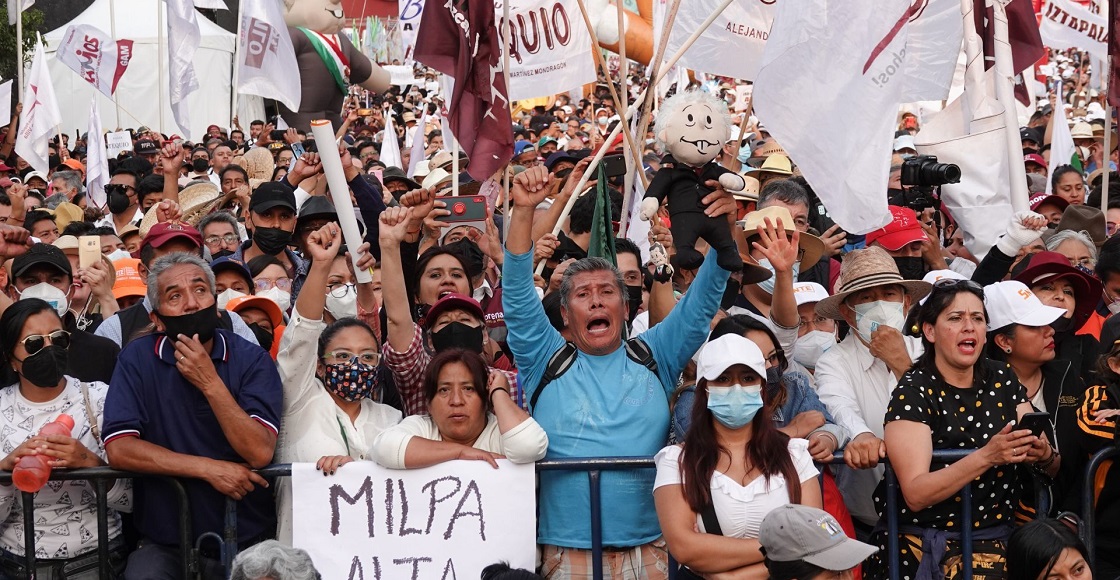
[0,6,45,85]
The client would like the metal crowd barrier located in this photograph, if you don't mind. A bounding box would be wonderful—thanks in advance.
[0,448,1082,580]
[1081,444,1120,568]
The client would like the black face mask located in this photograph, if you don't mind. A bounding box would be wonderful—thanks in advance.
[252,227,293,256]
[248,323,274,352]
[625,284,643,321]
[192,158,210,173]
[107,189,132,215]
[156,303,221,343]
[211,249,235,260]
[18,345,67,388]
[893,256,927,281]
[430,321,484,353]
[721,278,742,310]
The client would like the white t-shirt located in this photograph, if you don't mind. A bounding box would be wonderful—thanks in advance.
[371,414,548,469]
[653,439,818,539]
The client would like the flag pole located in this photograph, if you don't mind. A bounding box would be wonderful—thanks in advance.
[616,0,634,235]
[108,0,123,127]
[991,0,1029,213]
[724,95,753,172]
[158,0,167,134]
[501,0,512,237]
[231,0,243,129]
[1103,55,1113,211]
[15,7,23,96]
[633,0,682,161]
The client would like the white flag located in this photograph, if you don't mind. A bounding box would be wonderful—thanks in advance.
[626,178,651,263]
[665,0,775,80]
[167,0,201,139]
[237,0,302,111]
[1047,80,1078,194]
[7,0,32,26]
[407,111,429,177]
[499,0,596,101]
[194,0,228,8]
[1039,0,1109,66]
[380,112,403,169]
[14,37,61,175]
[54,24,135,99]
[86,100,109,209]
[753,0,962,235]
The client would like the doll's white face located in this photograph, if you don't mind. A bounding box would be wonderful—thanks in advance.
[284,0,346,34]
[659,101,729,167]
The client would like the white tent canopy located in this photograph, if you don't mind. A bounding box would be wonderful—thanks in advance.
[44,0,265,139]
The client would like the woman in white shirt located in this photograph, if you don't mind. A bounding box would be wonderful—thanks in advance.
[654,333,821,579]
[275,223,401,545]
[372,349,546,469]
[0,298,131,578]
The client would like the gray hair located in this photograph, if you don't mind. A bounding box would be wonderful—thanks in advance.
[758,179,810,209]
[230,540,320,580]
[654,90,732,148]
[558,257,628,310]
[146,252,216,311]
[1046,230,1098,263]
[197,211,240,236]
[52,170,83,195]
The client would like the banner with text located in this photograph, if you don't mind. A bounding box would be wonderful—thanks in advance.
[105,131,133,158]
[293,461,536,580]
[1039,0,1109,65]
[54,24,134,99]
[664,0,775,80]
[399,0,425,64]
[498,0,596,101]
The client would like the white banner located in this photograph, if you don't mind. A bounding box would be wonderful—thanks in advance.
[1039,0,1109,65]
[87,100,109,208]
[399,0,425,64]
[665,0,775,80]
[167,0,202,139]
[498,0,596,101]
[54,24,134,99]
[105,130,133,157]
[293,461,536,580]
[237,0,302,111]
[14,37,61,175]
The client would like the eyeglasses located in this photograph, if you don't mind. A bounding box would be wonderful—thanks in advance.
[797,316,832,329]
[257,277,293,292]
[327,282,356,298]
[19,330,71,356]
[103,184,135,195]
[322,350,381,366]
[204,233,240,248]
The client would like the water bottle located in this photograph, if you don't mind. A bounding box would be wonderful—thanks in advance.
[12,414,76,493]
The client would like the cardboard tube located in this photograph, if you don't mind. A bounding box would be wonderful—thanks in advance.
[310,119,372,284]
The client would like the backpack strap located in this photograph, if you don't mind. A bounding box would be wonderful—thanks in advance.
[624,337,658,377]
[530,342,578,411]
[699,501,723,536]
[117,301,153,348]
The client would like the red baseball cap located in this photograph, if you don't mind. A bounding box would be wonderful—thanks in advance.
[1024,153,1047,170]
[422,293,484,329]
[141,222,202,250]
[865,206,926,251]
[1028,193,1069,212]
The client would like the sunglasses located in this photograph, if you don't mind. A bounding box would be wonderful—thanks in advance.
[931,278,982,291]
[19,330,71,357]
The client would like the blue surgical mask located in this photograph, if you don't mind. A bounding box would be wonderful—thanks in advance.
[737,149,751,165]
[707,383,764,429]
[756,258,800,295]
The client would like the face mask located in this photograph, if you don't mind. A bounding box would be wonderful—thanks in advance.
[737,149,751,165]
[626,284,643,321]
[216,288,246,309]
[852,300,906,343]
[107,189,131,215]
[325,284,358,319]
[756,258,800,295]
[321,360,380,402]
[106,248,132,262]
[706,383,764,429]
[211,249,235,260]
[597,117,608,126]
[765,366,782,387]
[430,321,485,353]
[792,331,835,369]
[1108,300,1120,316]
[156,303,221,343]
[721,278,742,310]
[258,286,292,312]
[18,345,68,388]
[192,158,210,173]
[18,283,69,316]
[893,256,926,281]
[252,227,293,256]
[248,323,274,352]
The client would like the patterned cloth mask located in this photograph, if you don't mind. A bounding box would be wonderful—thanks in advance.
[321,360,379,402]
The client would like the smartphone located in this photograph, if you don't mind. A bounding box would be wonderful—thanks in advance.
[78,236,101,270]
[356,108,374,116]
[1019,412,1054,443]
[436,194,488,243]
[602,154,627,177]
[270,129,287,141]
[289,141,306,173]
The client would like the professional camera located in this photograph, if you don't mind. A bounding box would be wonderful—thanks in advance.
[900,155,961,188]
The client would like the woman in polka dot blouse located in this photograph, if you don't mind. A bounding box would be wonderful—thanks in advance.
[865,280,1058,580]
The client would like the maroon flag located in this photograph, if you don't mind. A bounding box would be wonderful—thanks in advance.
[1110,0,1120,108]
[414,0,514,181]
[973,0,1044,73]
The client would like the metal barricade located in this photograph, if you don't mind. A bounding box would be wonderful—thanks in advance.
[1081,445,1120,568]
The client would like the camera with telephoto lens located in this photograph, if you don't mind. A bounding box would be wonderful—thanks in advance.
[900,155,961,188]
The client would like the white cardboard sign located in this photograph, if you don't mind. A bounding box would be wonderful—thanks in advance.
[105,130,133,157]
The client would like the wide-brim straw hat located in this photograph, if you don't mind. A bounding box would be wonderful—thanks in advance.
[138,182,225,238]
[739,206,825,267]
[815,246,932,320]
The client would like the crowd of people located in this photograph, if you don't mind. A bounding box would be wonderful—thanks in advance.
[0,51,1115,580]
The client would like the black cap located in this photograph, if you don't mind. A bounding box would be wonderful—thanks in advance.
[1020,127,1042,145]
[544,151,579,171]
[381,166,421,191]
[135,139,159,155]
[249,182,297,214]
[297,195,338,225]
[12,243,72,278]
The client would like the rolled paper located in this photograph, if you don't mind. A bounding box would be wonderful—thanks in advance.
[310,119,373,283]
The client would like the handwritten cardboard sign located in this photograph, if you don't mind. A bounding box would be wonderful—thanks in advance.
[292,460,536,579]
[105,131,133,157]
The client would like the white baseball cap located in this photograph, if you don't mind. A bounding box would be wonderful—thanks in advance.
[792,282,830,307]
[893,135,917,152]
[984,280,1067,331]
[918,270,968,305]
[696,334,767,382]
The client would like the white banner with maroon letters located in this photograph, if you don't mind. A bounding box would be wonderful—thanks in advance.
[498,0,596,101]
[665,0,775,80]
[399,0,425,64]
[238,0,302,111]
[54,24,133,99]
[293,460,536,580]
[1039,0,1109,65]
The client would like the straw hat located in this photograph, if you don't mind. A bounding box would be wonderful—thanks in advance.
[756,154,793,176]
[138,182,225,238]
[1070,122,1095,140]
[815,246,932,320]
[422,168,453,191]
[48,202,85,231]
[242,147,275,184]
[739,206,825,266]
[733,175,760,202]
[747,141,787,167]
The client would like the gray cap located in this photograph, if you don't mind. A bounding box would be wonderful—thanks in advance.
[758,505,877,570]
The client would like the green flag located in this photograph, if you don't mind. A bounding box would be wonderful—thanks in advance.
[587,163,617,266]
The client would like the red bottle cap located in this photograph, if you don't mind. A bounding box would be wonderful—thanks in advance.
[55,414,75,430]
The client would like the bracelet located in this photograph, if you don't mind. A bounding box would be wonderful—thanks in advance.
[1036,448,1059,471]
[489,387,510,402]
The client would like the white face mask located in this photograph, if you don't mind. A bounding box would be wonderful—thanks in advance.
[19,283,69,317]
[257,286,292,312]
[325,284,358,319]
[1108,300,1120,316]
[106,249,132,262]
[852,300,906,343]
[216,288,247,310]
[792,330,837,370]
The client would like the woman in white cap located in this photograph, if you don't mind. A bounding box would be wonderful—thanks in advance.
[654,334,821,579]
[759,504,878,580]
[867,279,1053,580]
